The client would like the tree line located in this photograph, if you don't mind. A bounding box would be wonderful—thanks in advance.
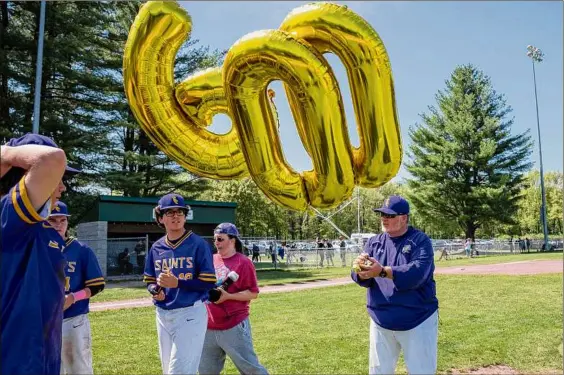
[1,2,560,240]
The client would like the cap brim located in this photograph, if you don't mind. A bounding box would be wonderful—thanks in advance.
[64,166,81,175]
[49,213,71,217]
[373,207,398,215]
[160,205,187,210]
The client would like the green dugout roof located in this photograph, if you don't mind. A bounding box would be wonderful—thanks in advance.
[81,195,236,225]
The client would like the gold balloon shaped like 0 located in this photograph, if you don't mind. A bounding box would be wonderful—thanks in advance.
[123,1,402,211]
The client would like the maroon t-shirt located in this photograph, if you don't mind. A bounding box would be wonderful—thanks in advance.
[207,252,260,330]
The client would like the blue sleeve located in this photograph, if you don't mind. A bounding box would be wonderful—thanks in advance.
[351,237,376,288]
[143,248,156,284]
[391,236,434,291]
[178,238,216,291]
[83,245,105,290]
[1,178,49,238]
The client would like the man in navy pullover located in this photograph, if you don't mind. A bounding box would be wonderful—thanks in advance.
[351,195,439,375]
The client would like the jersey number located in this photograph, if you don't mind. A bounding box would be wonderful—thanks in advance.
[177,273,192,280]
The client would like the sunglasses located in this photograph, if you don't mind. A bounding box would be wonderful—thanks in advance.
[380,213,402,219]
[214,237,226,242]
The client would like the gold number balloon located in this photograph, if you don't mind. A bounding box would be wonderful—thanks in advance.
[279,3,402,187]
[123,2,248,179]
[123,1,402,211]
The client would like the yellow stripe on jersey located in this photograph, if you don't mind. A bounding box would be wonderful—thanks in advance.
[164,230,193,249]
[18,178,47,222]
[85,282,105,287]
[11,187,34,224]
[198,276,217,282]
[85,277,105,284]
[143,275,156,283]
[65,237,76,247]
[199,273,216,278]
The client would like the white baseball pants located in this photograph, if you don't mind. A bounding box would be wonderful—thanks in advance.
[369,310,438,375]
[156,301,207,375]
[61,314,93,375]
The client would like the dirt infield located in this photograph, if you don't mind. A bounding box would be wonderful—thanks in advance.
[436,259,562,275]
[91,260,562,312]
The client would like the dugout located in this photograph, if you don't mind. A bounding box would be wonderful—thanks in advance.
[76,195,236,276]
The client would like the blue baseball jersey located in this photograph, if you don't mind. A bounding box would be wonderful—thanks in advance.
[143,231,217,310]
[62,237,105,319]
[351,226,438,331]
[1,178,67,375]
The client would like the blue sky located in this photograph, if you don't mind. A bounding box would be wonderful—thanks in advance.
[181,1,563,182]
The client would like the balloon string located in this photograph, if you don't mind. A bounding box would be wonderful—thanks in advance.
[309,206,351,239]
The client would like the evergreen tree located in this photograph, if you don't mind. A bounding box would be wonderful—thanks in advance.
[99,1,224,198]
[406,64,533,240]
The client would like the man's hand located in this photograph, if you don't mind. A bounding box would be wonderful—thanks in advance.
[157,271,178,288]
[63,294,75,311]
[153,290,165,301]
[213,288,230,304]
[357,257,383,280]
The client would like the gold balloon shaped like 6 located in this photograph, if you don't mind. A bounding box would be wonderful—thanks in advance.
[123,1,402,211]
[123,2,248,180]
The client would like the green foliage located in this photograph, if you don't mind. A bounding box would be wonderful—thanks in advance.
[406,64,533,240]
[514,170,563,236]
[1,1,223,224]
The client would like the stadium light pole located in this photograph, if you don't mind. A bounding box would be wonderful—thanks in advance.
[526,44,549,251]
[32,1,46,134]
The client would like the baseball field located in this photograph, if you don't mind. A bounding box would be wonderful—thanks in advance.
[87,252,562,374]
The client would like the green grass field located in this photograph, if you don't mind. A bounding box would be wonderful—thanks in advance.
[90,273,563,374]
[95,252,562,303]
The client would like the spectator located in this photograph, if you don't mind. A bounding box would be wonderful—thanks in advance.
[269,242,276,264]
[278,242,285,260]
[118,248,133,275]
[324,239,334,266]
[464,238,472,258]
[199,223,268,375]
[252,243,260,263]
[135,240,146,272]
[339,236,347,267]
[316,237,325,267]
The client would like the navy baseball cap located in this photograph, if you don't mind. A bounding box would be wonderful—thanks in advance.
[49,201,70,217]
[214,223,240,238]
[373,195,410,215]
[6,133,80,175]
[157,193,187,210]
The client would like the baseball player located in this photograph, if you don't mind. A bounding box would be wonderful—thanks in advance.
[351,195,439,374]
[1,133,79,375]
[144,193,217,374]
[47,201,105,375]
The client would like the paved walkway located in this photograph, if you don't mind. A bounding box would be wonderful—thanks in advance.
[91,259,561,312]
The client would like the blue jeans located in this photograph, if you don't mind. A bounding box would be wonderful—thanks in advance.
[198,318,268,375]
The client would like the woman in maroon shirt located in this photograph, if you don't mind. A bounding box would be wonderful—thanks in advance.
[199,223,268,375]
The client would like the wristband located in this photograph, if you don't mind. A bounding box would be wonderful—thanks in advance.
[72,290,88,302]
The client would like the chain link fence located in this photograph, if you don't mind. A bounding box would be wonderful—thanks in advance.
[76,235,563,277]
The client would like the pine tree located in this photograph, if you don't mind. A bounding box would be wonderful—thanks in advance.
[406,64,533,240]
[1,1,225,224]
[99,1,224,198]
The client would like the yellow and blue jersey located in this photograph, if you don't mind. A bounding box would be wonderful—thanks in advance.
[1,178,67,375]
[143,231,216,310]
[62,237,105,319]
